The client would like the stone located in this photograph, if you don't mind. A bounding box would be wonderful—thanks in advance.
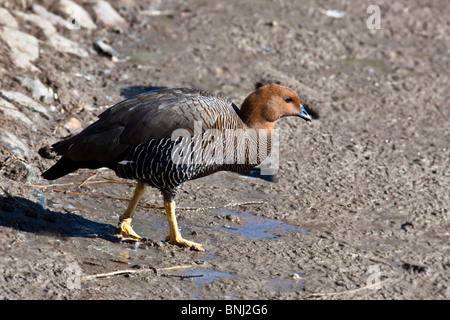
[92,1,129,32]
[0,129,33,159]
[32,4,68,28]
[58,0,97,30]
[0,90,50,120]
[48,34,89,58]
[63,117,82,130]
[0,8,19,28]
[93,40,119,61]
[0,26,39,72]
[0,90,51,130]
[15,76,54,104]
[13,10,88,58]
[0,97,35,127]
[13,10,57,37]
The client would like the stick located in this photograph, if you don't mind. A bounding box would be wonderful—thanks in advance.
[177,201,266,211]
[162,274,204,280]
[308,279,389,297]
[82,265,192,280]
[0,186,28,209]
[78,172,98,188]
[82,269,143,280]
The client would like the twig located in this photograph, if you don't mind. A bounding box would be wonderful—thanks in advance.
[78,172,98,188]
[0,185,28,209]
[82,269,143,280]
[155,265,192,273]
[176,201,266,211]
[162,274,204,280]
[308,279,389,297]
[82,265,192,280]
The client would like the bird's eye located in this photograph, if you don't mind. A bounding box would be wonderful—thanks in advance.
[284,97,293,103]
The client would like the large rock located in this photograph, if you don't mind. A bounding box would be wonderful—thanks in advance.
[13,11,89,58]
[0,8,19,28]
[92,1,129,32]
[0,26,39,72]
[0,90,51,130]
[13,11,57,37]
[57,0,97,30]
[32,4,67,28]
[0,97,35,127]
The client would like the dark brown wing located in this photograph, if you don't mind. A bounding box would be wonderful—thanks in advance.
[51,88,242,162]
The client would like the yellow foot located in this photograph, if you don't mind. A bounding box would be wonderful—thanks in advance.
[116,218,143,241]
[166,235,205,252]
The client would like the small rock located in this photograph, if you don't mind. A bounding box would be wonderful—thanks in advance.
[48,34,89,58]
[58,0,97,30]
[15,76,54,104]
[226,214,242,224]
[14,9,89,58]
[64,117,82,130]
[0,97,34,127]
[93,40,119,61]
[0,26,39,71]
[0,8,19,28]
[32,4,68,28]
[0,90,51,120]
[92,1,129,32]
[0,129,33,159]
[0,91,51,130]
[13,10,57,38]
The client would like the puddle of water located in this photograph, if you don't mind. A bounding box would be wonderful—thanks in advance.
[172,269,237,287]
[214,209,307,240]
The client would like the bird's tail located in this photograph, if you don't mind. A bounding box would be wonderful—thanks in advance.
[42,157,81,180]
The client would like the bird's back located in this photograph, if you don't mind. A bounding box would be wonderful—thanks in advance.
[44,88,264,190]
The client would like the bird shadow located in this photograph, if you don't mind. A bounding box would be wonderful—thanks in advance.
[0,195,118,242]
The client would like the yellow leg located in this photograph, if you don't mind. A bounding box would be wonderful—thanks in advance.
[164,201,205,251]
[116,182,146,241]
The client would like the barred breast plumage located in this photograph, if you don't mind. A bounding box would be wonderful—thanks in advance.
[41,85,312,251]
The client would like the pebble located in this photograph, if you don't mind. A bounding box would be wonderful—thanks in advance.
[15,76,54,104]
[93,40,119,61]
[0,26,39,71]
[92,1,129,32]
[58,0,97,30]
[63,117,82,130]
[32,4,67,28]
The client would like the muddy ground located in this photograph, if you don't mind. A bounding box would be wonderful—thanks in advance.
[0,0,448,300]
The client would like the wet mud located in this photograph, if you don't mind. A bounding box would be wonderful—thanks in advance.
[0,0,448,299]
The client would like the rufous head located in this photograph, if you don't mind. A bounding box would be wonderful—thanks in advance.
[239,84,311,130]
